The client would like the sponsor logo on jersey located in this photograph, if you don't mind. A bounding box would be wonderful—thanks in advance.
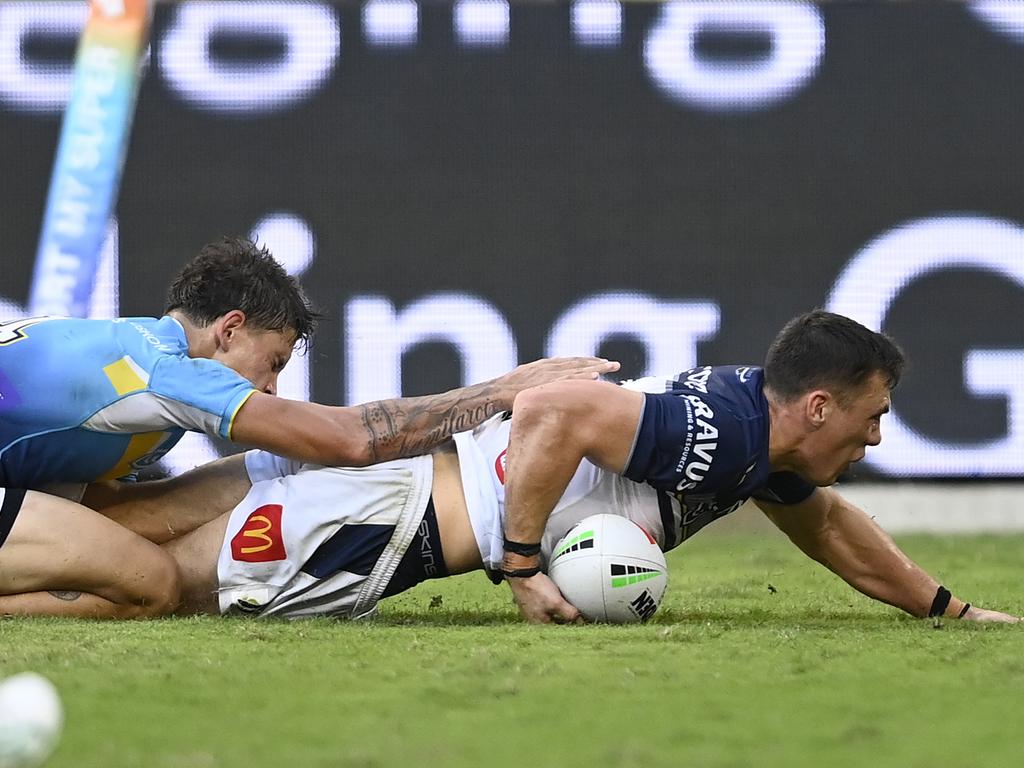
[100,431,171,481]
[230,504,287,562]
[678,497,744,527]
[128,321,177,353]
[681,366,712,394]
[0,316,55,346]
[494,449,507,484]
[674,394,719,491]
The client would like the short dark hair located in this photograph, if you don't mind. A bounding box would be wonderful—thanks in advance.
[165,237,319,347]
[763,310,905,403]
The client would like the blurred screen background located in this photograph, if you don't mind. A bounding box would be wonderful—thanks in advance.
[1,1,1022,480]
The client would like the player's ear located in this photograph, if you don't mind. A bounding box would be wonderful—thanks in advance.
[214,310,247,350]
[805,390,830,428]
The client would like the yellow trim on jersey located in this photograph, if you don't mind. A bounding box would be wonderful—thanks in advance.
[226,389,258,440]
[100,431,167,481]
[103,356,150,396]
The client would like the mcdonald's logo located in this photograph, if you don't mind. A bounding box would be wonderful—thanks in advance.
[495,449,507,485]
[230,504,286,563]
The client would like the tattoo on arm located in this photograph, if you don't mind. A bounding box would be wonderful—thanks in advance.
[48,590,82,602]
[359,383,504,462]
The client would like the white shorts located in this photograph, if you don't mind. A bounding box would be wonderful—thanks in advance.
[216,455,433,620]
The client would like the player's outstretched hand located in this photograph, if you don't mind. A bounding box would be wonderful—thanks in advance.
[960,606,1021,623]
[507,572,583,625]
[498,357,620,393]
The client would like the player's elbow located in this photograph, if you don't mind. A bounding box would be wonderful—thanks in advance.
[315,418,375,467]
[512,386,573,433]
[511,383,609,456]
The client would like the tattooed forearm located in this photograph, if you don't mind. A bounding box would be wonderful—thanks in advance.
[359,383,506,462]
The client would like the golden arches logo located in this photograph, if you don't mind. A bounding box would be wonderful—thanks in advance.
[230,504,286,563]
[239,515,274,554]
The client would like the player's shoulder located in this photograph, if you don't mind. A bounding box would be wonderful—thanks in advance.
[693,364,763,394]
[0,315,182,362]
[624,365,764,412]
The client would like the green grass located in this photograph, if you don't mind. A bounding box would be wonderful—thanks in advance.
[2,532,1022,768]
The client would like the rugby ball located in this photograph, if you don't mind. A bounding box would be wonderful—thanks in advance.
[548,514,668,623]
[0,673,63,768]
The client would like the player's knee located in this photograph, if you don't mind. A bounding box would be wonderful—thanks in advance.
[118,553,182,619]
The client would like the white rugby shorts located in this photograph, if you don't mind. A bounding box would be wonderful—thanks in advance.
[217,454,432,619]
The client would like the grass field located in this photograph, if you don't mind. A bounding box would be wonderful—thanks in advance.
[2,530,1022,768]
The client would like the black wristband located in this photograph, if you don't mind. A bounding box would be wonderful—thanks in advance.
[928,586,952,618]
[502,566,542,579]
[503,537,542,558]
[958,602,972,618]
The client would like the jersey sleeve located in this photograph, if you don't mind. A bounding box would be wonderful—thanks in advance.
[147,355,257,439]
[624,390,746,492]
[244,450,304,483]
[751,472,816,505]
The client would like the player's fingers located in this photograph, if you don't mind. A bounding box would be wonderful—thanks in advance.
[589,359,620,373]
[563,607,584,625]
[550,600,582,625]
[565,363,621,380]
[556,356,618,369]
[519,597,554,624]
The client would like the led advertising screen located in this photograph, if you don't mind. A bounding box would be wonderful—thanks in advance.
[1,1,1022,478]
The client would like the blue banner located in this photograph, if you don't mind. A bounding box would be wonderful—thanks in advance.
[29,0,151,317]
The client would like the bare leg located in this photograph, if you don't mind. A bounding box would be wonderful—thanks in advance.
[163,513,232,616]
[0,491,181,618]
[94,454,252,544]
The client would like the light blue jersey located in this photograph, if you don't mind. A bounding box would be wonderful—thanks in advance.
[0,316,257,488]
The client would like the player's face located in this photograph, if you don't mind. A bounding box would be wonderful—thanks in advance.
[217,327,296,395]
[801,371,890,486]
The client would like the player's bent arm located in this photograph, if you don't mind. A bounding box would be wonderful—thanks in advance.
[232,356,620,467]
[502,380,644,546]
[755,488,1020,622]
[502,380,644,624]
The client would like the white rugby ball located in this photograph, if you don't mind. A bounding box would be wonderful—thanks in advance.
[548,513,668,623]
[0,673,63,768]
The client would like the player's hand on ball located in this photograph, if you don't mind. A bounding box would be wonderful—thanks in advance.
[959,606,1021,623]
[508,572,583,625]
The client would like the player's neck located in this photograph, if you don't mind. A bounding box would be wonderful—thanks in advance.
[167,310,216,359]
[764,391,807,473]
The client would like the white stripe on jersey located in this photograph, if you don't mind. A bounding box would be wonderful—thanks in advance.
[82,391,221,434]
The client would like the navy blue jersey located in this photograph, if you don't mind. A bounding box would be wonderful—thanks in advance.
[623,366,815,547]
